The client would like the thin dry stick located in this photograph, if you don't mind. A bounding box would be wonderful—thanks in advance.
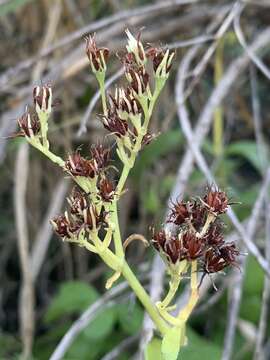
[250,64,267,171]
[30,180,68,281]
[234,4,270,81]
[222,171,270,360]
[0,0,198,87]
[183,1,245,100]
[14,2,63,357]
[49,277,147,360]
[77,67,124,136]
[14,143,34,360]
[100,335,139,360]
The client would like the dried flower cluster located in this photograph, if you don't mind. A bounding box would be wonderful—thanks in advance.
[152,188,239,275]
[51,188,109,241]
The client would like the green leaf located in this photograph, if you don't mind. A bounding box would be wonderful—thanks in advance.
[143,185,161,214]
[0,0,34,17]
[44,281,99,323]
[145,337,163,360]
[161,326,183,360]
[225,141,269,174]
[117,302,143,335]
[83,305,117,340]
[132,130,183,181]
[180,328,222,359]
[243,256,264,296]
[64,333,103,360]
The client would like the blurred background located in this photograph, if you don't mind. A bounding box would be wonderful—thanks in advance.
[0,0,270,359]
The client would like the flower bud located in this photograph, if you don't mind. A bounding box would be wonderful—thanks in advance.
[90,144,111,170]
[109,87,141,118]
[65,152,97,178]
[125,30,146,66]
[33,84,52,115]
[147,47,174,78]
[51,213,79,239]
[167,200,189,226]
[17,111,40,138]
[101,110,128,138]
[98,177,115,202]
[85,35,109,73]
[203,188,228,214]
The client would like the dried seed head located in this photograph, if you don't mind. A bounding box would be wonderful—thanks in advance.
[82,205,108,230]
[147,47,174,77]
[109,87,141,117]
[68,189,88,216]
[17,111,40,138]
[205,225,224,246]
[51,213,79,239]
[164,236,182,264]
[126,67,149,96]
[125,29,146,66]
[90,144,110,170]
[189,202,207,231]
[182,232,204,260]
[33,84,52,114]
[101,110,128,138]
[98,177,115,202]
[203,188,228,214]
[167,200,189,226]
[151,228,167,252]
[65,152,97,178]
[203,248,228,273]
[85,34,109,72]
[142,133,156,146]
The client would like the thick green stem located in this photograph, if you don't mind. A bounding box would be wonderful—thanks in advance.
[122,261,169,335]
[98,246,169,335]
[29,139,65,168]
[178,260,199,321]
[110,201,124,258]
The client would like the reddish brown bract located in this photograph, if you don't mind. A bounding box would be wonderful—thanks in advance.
[98,177,115,202]
[85,35,109,71]
[147,47,174,73]
[33,84,52,111]
[203,188,228,214]
[101,110,128,138]
[90,144,110,170]
[151,188,239,274]
[167,200,189,226]
[65,152,97,178]
[17,111,40,138]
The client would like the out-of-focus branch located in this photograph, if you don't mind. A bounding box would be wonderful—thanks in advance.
[14,143,34,360]
[49,280,132,360]
[234,5,270,81]
[13,2,62,357]
[31,180,68,281]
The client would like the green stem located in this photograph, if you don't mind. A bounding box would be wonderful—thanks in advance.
[96,73,107,116]
[122,261,169,335]
[39,112,49,149]
[30,139,65,168]
[178,260,199,321]
[98,246,169,335]
[161,276,181,309]
[111,200,124,258]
